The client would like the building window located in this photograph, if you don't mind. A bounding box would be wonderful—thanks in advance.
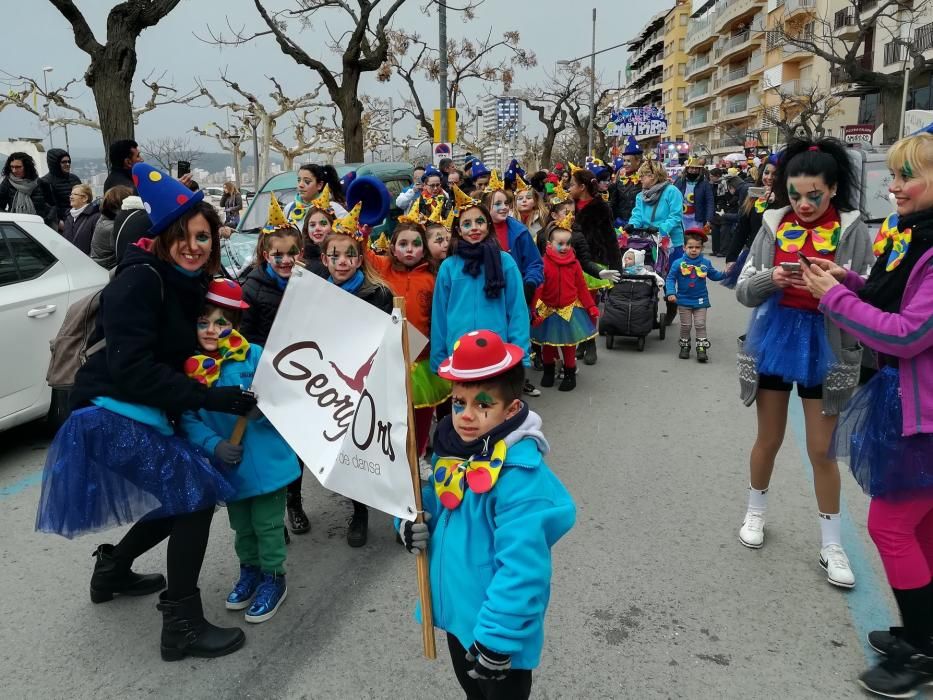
[680,12,688,26]
[678,63,687,76]
[677,87,686,100]
[679,38,685,51]
[677,111,685,124]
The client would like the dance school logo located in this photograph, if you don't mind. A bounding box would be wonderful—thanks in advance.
[271,341,395,461]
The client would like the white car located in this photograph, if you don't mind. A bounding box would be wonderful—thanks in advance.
[0,213,108,432]
[202,186,224,207]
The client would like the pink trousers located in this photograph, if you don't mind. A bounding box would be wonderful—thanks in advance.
[868,495,933,589]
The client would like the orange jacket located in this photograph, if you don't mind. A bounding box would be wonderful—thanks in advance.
[366,251,436,356]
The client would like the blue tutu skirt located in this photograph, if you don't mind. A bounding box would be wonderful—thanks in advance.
[831,366,933,498]
[744,295,835,387]
[531,306,597,346]
[35,407,236,539]
[720,248,748,289]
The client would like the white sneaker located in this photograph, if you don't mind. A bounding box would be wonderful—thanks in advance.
[739,511,766,548]
[820,544,856,589]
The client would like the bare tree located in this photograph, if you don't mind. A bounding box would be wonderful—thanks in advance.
[191,121,248,186]
[141,136,203,173]
[519,65,588,166]
[564,72,615,161]
[382,26,537,141]
[772,0,932,143]
[759,81,846,142]
[268,108,344,168]
[47,0,183,159]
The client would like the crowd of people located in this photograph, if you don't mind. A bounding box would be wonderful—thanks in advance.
[16,128,933,698]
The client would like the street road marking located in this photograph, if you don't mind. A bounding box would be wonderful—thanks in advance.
[0,470,42,499]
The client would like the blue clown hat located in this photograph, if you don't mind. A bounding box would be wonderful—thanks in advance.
[132,163,205,235]
[471,160,490,178]
[621,135,643,156]
[421,165,442,182]
[613,156,625,172]
[503,159,525,185]
[590,165,610,180]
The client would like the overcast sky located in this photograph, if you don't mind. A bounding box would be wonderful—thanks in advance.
[0,0,664,154]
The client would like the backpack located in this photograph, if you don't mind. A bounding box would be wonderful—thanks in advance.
[46,264,162,390]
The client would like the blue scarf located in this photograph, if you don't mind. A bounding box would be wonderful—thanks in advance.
[264,263,289,291]
[329,269,365,294]
[455,237,505,299]
[172,264,202,278]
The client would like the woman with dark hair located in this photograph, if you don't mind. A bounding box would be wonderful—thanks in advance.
[734,138,874,589]
[36,163,257,661]
[569,168,622,365]
[283,163,347,231]
[721,155,779,289]
[0,151,53,223]
[219,181,242,228]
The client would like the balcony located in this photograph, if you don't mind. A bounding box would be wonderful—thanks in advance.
[834,7,859,39]
[784,0,816,20]
[630,33,664,68]
[714,0,763,34]
[915,22,933,52]
[777,78,815,96]
[685,14,717,54]
[782,41,810,61]
[720,92,760,122]
[684,80,714,107]
[884,41,902,66]
[715,29,755,63]
[686,53,716,80]
[713,137,745,152]
[718,53,764,92]
[687,110,712,130]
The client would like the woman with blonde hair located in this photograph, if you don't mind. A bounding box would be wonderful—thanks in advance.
[62,183,101,255]
[220,181,242,228]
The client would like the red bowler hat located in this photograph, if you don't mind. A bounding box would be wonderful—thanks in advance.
[205,278,250,310]
[437,330,524,382]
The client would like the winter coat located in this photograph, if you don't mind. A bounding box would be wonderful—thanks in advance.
[664,254,725,309]
[0,176,54,225]
[726,196,766,263]
[61,202,102,255]
[628,184,685,248]
[113,206,153,266]
[431,250,530,372]
[573,197,622,271]
[821,245,933,437]
[533,247,596,312]
[219,192,242,226]
[90,216,116,267]
[71,240,210,414]
[103,167,135,194]
[502,217,544,289]
[674,176,715,227]
[736,206,875,415]
[610,175,641,224]
[301,241,329,279]
[352,279,395,314]
[40,148,81,222]
[241,265,285,347]
[366,251,435,343]
[180,344,300,500]
[417,412,576,670]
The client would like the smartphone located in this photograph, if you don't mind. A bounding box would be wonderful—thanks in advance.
[780,262,801,272]
[748,186,766,198]
[177,160,191,178]
[797,251,813,267]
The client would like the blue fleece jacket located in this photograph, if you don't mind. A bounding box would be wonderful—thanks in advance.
[674,176,715,227]
[430,250,531,371]
[180,344,300,500]
[504,217,544,288]
[413,411,576,670]
[664,254,725,309]
[628,184,685,247]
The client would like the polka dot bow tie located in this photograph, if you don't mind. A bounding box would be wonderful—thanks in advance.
[185,329,250,387]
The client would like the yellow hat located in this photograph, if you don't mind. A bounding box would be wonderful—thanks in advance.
[555,210,575,231]
[371,231,391,252]
[451,184,478,212]
[397,201,424,225]
[310,184,333,212]
[513,173,531,193]
[426,198,457,230]
[484,169,506,193]
[333,202,364,240]
[550,181,570,204]
[568,161,584,175]
[263,195,290,234]
[684,156,704,168]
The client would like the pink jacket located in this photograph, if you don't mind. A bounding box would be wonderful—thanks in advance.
[819,246,933,436]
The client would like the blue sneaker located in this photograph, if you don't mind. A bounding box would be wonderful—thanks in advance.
[245,573,287,623]
[225,564,261,610]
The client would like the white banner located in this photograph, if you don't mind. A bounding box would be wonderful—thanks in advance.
[251,269,426,520]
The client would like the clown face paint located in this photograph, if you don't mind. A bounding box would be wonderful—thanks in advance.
[890,161,933,216]
[392,229,425,268]
[306,212,332,243]
[297,169,321,203]
[322,236,362,283]
[196,307,232,353]
[549,229,573,255]
[490,192,511,223]
[426,225,451,261]
[263,236,302,278]
[450,384,520,441]
[458,207,489,244]
[170,213,213,273]
[787,176,834,223]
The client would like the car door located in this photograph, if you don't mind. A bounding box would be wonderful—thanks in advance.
[0,222,70,420]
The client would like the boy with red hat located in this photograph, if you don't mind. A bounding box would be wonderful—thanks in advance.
[180,278,300,624]
[397,329,576,699]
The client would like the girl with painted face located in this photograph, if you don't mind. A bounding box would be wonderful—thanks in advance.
[799,133,933,697]
[514,177,550,250]
[299,186,336,279]
[734,138,875,590]
[722,155,779,288]
[283,163,346,229]
[320,208,394,548]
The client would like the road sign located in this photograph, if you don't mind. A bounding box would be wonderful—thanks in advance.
[432,142,452,166]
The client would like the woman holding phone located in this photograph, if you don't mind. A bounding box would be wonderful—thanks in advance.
[734,138,874,588]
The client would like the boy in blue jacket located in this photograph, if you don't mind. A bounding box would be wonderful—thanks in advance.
[181,279,300,624]
[398,329,576,699]
[665,229,725,362]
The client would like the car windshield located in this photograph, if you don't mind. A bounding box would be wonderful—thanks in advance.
[862,161,895,223]
[240,188,297,231]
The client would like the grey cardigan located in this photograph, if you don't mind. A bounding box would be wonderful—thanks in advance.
[735,206,875,415]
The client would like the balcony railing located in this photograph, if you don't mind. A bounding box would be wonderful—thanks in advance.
[916,22,933,52]
[714,0,762,33]
[779,78,814,96]
[687,81,713,102]
[688,111,711,128]
[834,7,856,30]
[785,0,816,15]
[685,14,716,53]
[686,53,712,78]
[884,41,902,66]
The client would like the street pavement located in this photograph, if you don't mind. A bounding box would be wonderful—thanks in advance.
[0,278,897,699]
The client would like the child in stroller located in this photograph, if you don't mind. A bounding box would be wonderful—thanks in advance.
[599,238,668,351]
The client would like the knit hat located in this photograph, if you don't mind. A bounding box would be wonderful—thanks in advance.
[437,330,524,382]
[621,136,643,156]
[205,278,250,310]
[132,163,204,235]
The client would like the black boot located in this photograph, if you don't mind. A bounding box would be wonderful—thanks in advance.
[347,504,368,548]
[558,366,577,392]
[696,338,710,363]
[583,339,597,366]
[678,338,691,360]
[90,544,166,604]
[859,644,933,698]
[540,364,556,388]
[286,478,310,534]
[157,589,245,661]
[575,344,585,360]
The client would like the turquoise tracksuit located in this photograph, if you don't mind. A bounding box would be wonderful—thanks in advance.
[414,412,576,669]
[180,344,300,500]
[430,250,531,371]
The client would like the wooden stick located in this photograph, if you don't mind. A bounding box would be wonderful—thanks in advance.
[395,296,437,660]
[229,416,248,446]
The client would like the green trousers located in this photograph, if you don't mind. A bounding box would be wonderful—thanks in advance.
[226,488,287,575]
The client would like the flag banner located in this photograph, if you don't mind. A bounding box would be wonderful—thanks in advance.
[605,107,668,137]
[252,269,427,520]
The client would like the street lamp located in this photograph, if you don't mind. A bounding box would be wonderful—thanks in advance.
[42,67,54,148]
[246,114,260,186]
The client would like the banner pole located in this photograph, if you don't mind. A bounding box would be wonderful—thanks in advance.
[395,296,437,660]
[228,416,248,446]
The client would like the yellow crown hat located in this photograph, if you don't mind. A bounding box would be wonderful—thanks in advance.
[568,161,584,175]
[451,184,478,212]
[310,184,333,212]
[513,173,531,193]
[332,201,364,240]
[556,209,575,231]
[484,169,506,193]
[550,180,570,204]
[263,195,290,234]
[371,231,391,252]
[397,201,425,225]
[426,198,457,230]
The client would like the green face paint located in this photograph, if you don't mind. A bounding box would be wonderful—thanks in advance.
[412,237,423,247]
[788,183,799,197]
[475,391,497,406]
[903,161,914,179]
[807,191,824,207]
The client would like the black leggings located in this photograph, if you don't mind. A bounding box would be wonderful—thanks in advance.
[112,507,215,599]
[447,634,532,700]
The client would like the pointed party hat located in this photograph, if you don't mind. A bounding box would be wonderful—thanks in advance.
[555,210,575,231]
[311,184,333,212]
[513,173,531,193]
[484,169,506,193]
[397,200,425,225]
[427,198,456,230]
[451,184,478,212]
[332,201,364,240]
[550,180,570,204]
[568,161,584,175]
[132,162,204,235]
[263,194,290,234]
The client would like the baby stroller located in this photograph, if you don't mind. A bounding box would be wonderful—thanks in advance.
[600,228,667,351]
